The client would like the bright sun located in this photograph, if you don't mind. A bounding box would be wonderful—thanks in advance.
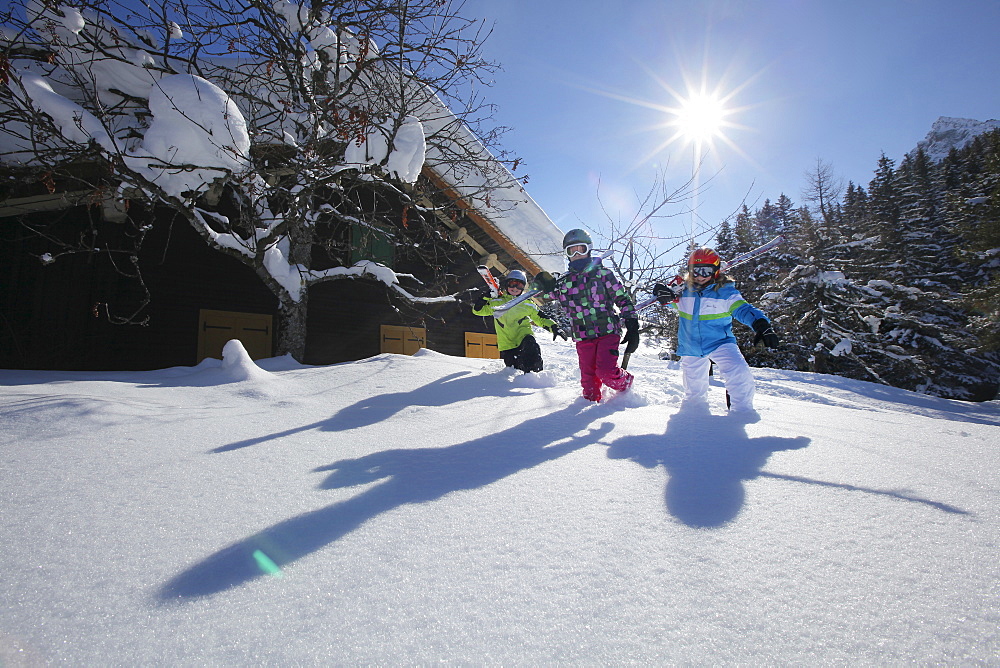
[569,63,754,165]
[567,57,762,239]
[673,92,728,145]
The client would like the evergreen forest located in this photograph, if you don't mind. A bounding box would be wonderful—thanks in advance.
[712,129,1000,401]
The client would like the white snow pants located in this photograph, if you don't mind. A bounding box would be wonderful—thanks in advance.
[680,342,756,411]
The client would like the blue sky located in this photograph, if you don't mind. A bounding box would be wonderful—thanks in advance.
[460,0,1000,257]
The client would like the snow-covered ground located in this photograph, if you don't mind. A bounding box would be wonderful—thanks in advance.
[1,336,998,665]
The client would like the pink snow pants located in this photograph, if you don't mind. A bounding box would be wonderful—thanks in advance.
[576,333,634,400]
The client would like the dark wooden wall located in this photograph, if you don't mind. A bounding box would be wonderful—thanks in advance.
[2,206,502,371]
[0,207,277,371]
[304,278,497,364]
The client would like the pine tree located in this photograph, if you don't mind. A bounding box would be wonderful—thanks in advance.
[896,147,953,282]
[715,218,737,261]
[737,148,998,400]
[745,204,876,377]
[844,148,997,399]
[732,204,758,254]
[774,194,797,235]
[864,154,904,274]
[754,199,781,239]
[952,130,1000,352]
[841,182,870,241]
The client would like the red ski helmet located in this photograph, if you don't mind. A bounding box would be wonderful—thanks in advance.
[689,247,721,278]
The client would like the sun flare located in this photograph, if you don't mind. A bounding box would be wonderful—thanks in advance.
[577,67,755,171]
[673,91,728,145]
[568,58,762,235]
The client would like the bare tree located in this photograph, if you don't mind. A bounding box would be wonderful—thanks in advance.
[592,167,750,301]
[802,158,843,227]
[590,171,687,292]
[0,0,524,358]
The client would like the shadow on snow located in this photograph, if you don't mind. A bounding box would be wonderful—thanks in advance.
[757,471,973,515]
[159,403,611,601]
[607,404,811,528]
[211,370,534,453]
[607,403,971,528]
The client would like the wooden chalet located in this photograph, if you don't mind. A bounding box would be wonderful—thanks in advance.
[0,161,563,371]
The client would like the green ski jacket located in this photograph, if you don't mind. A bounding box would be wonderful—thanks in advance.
[472,294,556,352]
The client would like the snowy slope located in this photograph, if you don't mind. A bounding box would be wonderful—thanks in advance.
[1,337,998,664]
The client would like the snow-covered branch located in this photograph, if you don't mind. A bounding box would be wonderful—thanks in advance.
[1,0,520,357]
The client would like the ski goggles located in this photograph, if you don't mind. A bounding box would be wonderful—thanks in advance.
[565,243,591,258]
[505,280,525,290]
[691,264,718,278]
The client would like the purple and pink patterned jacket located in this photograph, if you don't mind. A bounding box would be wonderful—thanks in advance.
[544,259,637,341]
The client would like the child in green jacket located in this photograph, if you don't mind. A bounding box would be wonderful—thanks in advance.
[472,270,565,373]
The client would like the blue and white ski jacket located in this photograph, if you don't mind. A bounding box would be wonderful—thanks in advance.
[672,280,766,357]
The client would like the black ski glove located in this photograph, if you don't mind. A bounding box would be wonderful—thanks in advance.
[652,276,684,305]
[622,317,640,354]
[752,318,779,349]
[546,324,568,341]
[473,291,490,310]
[533,271,557,292]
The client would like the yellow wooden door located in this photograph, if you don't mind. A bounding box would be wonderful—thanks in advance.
[465,332,499,359]
[198,309,273,362]
[380,325,426,355]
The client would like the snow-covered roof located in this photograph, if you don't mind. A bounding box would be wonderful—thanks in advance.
[409,82,566,275]
[463,181,565,276]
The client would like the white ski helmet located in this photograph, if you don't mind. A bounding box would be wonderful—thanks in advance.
[562,228,593,260]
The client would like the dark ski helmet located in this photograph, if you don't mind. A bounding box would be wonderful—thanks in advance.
[562,229,593,258]
[504,269,528,287]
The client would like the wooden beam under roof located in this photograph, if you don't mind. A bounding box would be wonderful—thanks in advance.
[421,166,544,276]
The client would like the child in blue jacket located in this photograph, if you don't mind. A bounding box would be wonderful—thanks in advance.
[656,247,779,414]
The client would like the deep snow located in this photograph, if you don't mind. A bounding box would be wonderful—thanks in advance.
[1,336,998,664]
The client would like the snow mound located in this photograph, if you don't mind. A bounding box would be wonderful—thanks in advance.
[600,385,650,408]
[255,353,311,372]
[221,339,260,378]
[511,370,559,388]
[218,340,281,394]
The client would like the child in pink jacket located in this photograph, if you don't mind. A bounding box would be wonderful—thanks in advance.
[538,229,639,402]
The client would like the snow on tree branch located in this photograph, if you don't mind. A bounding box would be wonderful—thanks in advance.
[2,0,524,358]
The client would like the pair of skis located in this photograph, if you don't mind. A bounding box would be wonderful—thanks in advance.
[633,235,785,311]
[478,235,783,318]
[477,265,502,298]
[487,249,615,317]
